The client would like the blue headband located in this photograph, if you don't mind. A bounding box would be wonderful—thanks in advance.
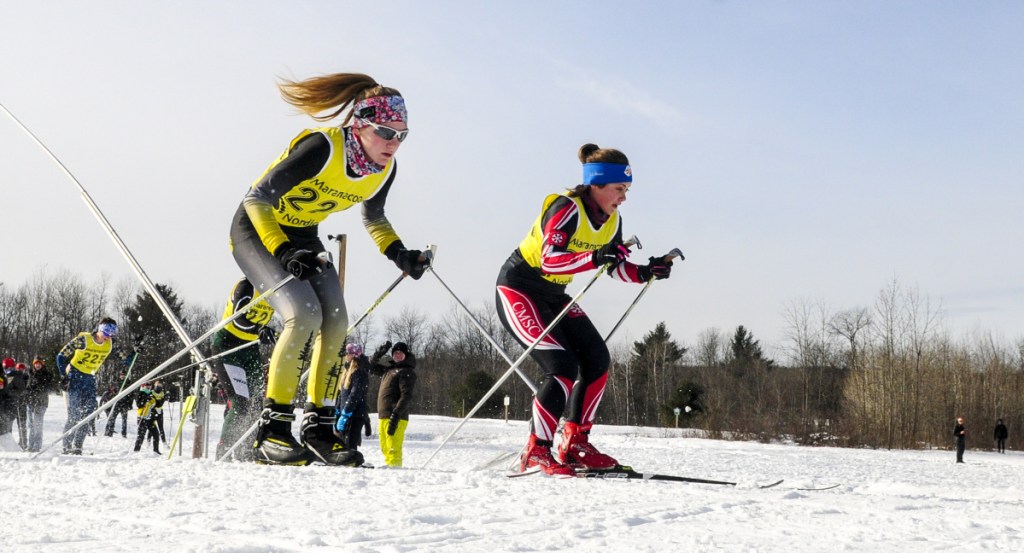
[582,163,632,186]
[98,322,118,337]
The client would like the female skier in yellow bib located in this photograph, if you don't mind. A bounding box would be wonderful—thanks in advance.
[229,73,429,466]
[496,143,674,475]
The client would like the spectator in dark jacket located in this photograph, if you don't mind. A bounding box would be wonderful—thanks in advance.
[334,343,372,453]
[0,358,14,445]
[954,416,967,463]
[5,361,30,450]
[994,418,1008,454]
[25,356,56,452]
[370,341,417,467]
[102,375,135,438]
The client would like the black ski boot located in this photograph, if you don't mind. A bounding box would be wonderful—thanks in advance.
[253,400,314,466]
[300,403,364,467]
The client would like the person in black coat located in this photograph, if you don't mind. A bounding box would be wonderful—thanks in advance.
[4,361,30,450]
[370,341,417,468]
[25,356,56,452]
[102,380,134,438]
[0,358,13,442]
[954,417,967,463]
[994,418,1008,454]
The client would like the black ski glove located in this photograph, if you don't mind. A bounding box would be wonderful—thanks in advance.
[364,418,372,437]
[374,341,393,360]
[60,377,69,391]
[387,414,400,436]
[592,241,630,271]
[274,244,323,281]
[258,326,278,346]
[394,248,429,280]
[636,256,673,281]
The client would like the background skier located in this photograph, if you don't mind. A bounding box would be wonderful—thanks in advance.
[210,277,275,460]
[55,318,135,455]
[133,382,161,454]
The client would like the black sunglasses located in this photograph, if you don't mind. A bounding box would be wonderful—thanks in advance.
[361,119,409,143]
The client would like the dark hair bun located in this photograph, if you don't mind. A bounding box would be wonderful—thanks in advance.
[578,143,600,163]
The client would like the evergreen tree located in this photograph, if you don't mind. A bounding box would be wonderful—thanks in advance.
[629,322,687,425]
[663,381,704,427]
[449,370,504,418]
[727,325,774,377]
[116,284,193,391]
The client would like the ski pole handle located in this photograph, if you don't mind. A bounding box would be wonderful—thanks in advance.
[663,247,684,262]
[421,244,437,266]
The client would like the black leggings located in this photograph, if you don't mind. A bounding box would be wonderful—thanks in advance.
[134,418,159,452]
[495,266,610,441]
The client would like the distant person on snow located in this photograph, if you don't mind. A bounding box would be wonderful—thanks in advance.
[333,342,372,456]
[495,143,675,476]
[56,318,136,455]
[211,277,276,461]
[151,381,167,445]
[369,341,417,468]
[954,416,967,463]
[228,72,428,466]
[25,355,56,452]
[103,379,135,438]
[133,382,161,454]
[4,361,30,449]
[0,358,18,445]
[994,418,1008,453]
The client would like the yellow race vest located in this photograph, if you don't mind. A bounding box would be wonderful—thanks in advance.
[222,287,275,342]
[248,127,395,254]
[137,394,156,418]
[69,332,113,375]
[518,194,620,286]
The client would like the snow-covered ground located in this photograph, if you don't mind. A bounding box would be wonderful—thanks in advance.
[3,395,1023,552]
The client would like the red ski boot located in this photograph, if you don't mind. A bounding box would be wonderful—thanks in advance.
[558,422,618,470]
[520,434,575,476]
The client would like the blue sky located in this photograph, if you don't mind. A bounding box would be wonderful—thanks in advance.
[2,2,1022,357]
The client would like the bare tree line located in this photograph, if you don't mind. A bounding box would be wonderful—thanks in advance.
[3,268,1022,453]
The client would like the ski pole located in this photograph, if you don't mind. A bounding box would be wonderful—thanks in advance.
[32,272,296,459]
[1,102,216,373]
[419,236,639,469]
[167,395,198,459]
[426,266,537,393]
[4,100,235,455]
[604,247,684,342]
[216,246,435,462]
[117,351,141,396]
[95,351,141,424]
[151,340,258,382]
